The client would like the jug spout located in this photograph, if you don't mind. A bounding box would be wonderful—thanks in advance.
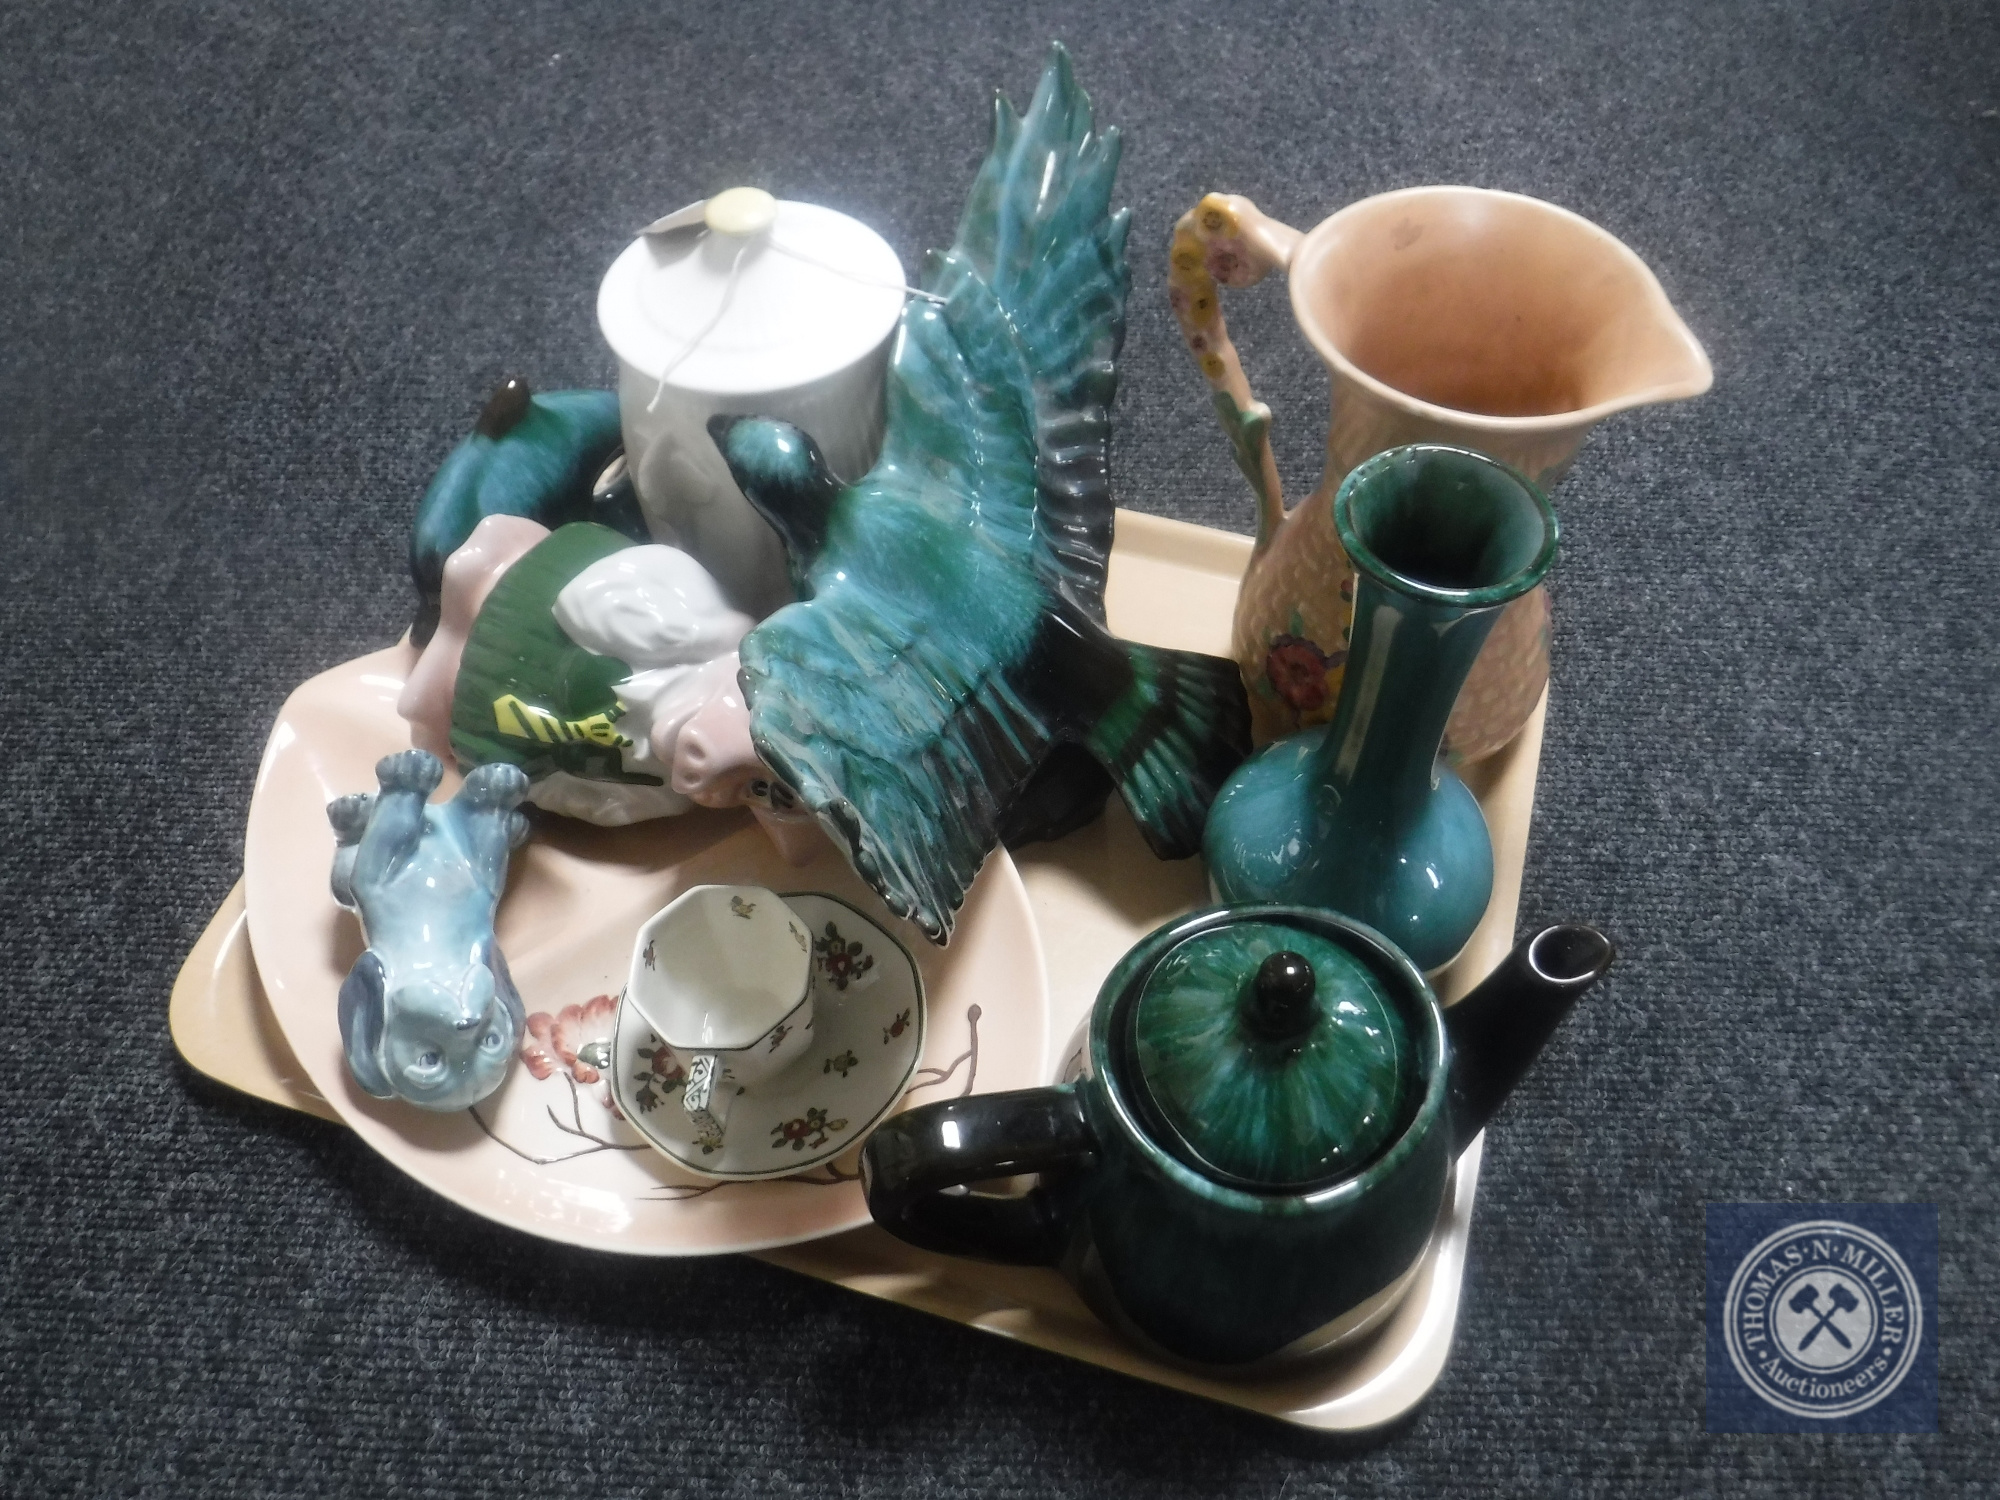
[1556,277,1713,421]
[1292,185,1714,485]
[1444,924,1614,1151]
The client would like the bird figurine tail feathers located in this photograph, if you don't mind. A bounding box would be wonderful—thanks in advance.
[711,44,1251,942]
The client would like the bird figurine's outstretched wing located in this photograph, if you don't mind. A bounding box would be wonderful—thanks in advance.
[715,45,1249,942]
[947,43,1129,617]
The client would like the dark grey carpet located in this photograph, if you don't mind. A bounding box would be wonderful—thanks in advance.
[3,0,1995,1493]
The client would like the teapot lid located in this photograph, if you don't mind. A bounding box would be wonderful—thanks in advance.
[1126,920,1411,1188]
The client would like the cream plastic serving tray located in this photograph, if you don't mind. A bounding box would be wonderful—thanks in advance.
[173,509,1548,1430]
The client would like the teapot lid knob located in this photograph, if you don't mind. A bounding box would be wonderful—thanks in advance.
[1242,951,1317,1042]
[1126,919,1410,1187]
[703,186,779,237]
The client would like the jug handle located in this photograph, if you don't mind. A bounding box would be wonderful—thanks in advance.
[858,1085,1095,1266]
[1168,194,1305,548]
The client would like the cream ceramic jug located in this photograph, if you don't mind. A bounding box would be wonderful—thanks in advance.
[1168,186,1712,759]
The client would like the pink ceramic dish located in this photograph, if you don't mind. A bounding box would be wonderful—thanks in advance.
[242,646,1050,1255]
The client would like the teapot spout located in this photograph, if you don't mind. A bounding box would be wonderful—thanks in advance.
[1444,924,1614,1151]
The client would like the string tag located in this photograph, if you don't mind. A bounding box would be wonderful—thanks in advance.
[641,192,944,411]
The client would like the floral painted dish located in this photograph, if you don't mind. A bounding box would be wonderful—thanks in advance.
[612,893,926,1180]
[240,647,1049,1256]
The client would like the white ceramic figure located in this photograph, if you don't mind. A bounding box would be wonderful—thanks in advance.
[398,517,822,862]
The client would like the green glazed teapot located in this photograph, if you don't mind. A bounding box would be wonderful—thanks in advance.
[860,906,1612,1370]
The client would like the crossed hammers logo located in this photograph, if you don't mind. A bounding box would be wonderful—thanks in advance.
[1789,1281,1861,1352]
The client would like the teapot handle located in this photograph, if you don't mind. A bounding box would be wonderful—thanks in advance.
[1168,194,1304,547]
[859,1085,1095,1266]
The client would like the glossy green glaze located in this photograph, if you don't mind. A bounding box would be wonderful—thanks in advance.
[449,522,658,788]
[861,907,1614,1369]
[1130,921,1410,1186]
[408,381,633,641]
[709,46,1250,944]
[1203,447,1559,971]
[1053,906,1449,1366]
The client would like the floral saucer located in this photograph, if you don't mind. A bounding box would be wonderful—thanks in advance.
[611,893,925,1180]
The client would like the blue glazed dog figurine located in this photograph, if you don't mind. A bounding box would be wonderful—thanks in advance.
[328,750,530,1111]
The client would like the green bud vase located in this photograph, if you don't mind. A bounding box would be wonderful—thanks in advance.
[1202,446,1559,971]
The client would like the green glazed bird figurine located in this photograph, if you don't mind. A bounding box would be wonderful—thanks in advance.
[710,45,1251,942]
[408,378,644,643]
